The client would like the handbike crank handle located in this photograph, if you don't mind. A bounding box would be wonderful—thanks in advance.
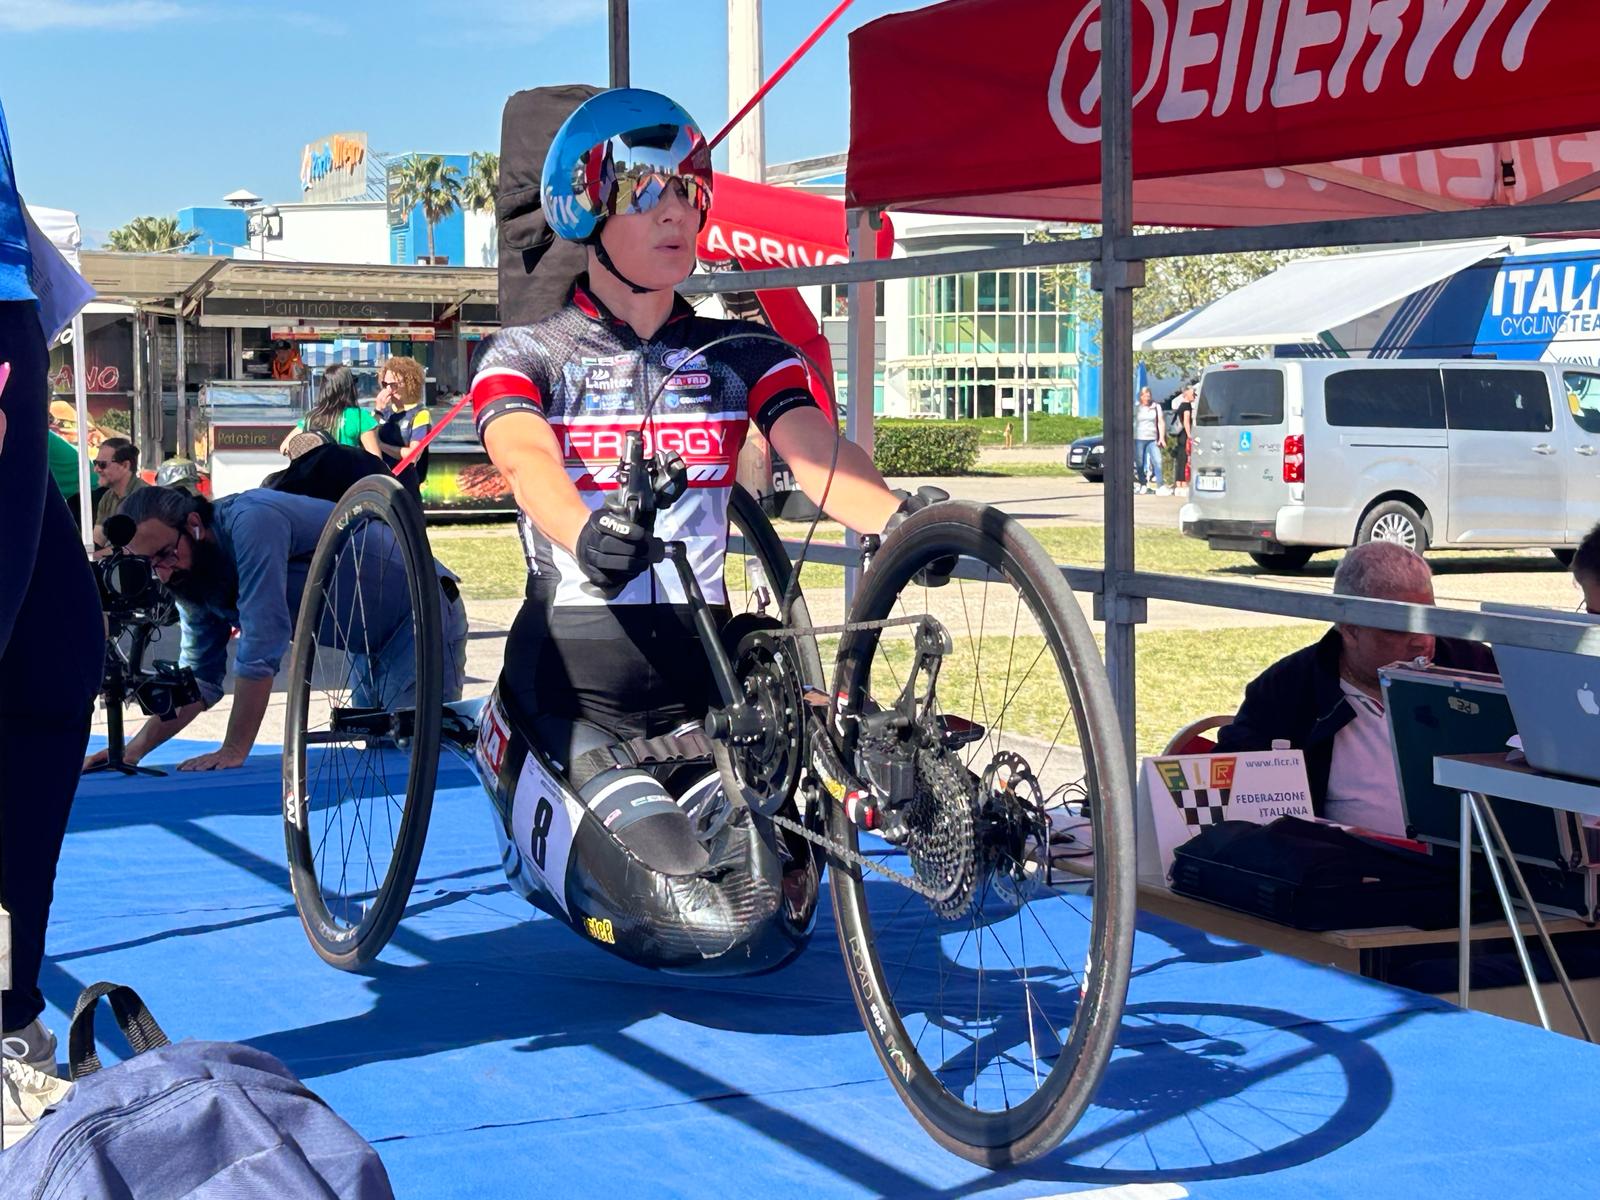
[659,539,746,714]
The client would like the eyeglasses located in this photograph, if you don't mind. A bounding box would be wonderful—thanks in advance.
[612,170,711,219]
[149,528,187,568]
[380,379,402,390]
[93,460,114,471]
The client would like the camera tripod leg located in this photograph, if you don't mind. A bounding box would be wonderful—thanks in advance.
[84,759,166,778]
[90,677,168,779]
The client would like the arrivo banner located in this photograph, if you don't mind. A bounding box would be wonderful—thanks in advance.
[848,0,1597,209]
[697,172,892,271]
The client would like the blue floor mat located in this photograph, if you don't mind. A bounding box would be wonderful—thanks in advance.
[49,739,1600,1198]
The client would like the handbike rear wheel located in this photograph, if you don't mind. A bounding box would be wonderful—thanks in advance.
[828,500,1135,1167]
[283,475,443,970]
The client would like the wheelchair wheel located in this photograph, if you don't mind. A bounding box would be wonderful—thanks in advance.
[283,476,443,970]
[828,500,1135,1167]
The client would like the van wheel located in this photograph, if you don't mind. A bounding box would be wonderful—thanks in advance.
[1357,501,1429,555]
[1553,548,1576,567]
[1249,548,1314,572]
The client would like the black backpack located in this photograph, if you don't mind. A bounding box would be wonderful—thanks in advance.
[496,84,602,327]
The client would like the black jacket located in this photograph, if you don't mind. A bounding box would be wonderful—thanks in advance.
[1214,628,1496,813]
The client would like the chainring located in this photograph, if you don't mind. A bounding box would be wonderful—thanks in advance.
[713,626,807,817]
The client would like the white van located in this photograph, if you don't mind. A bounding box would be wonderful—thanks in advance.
[1178,358,1600,570]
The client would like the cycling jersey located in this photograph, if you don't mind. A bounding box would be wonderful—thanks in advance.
[470,277,820,609]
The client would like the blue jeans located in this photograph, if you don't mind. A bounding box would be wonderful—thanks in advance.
[1135,439,1163,487]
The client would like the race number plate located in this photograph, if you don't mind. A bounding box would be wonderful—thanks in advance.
[511,752,584,915]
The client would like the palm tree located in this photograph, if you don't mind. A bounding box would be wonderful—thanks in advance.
[392,154,462,263]
[105,215,199,253]
[459,152,499,216]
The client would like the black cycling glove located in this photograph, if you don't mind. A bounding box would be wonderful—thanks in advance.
[885,487,956,587]
[576,507,653,590]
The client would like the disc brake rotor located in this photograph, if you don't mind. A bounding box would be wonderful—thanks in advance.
[980,751,1050,904]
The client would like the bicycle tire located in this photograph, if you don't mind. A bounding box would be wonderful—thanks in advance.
[282,475,443,970]
[827,500,1136,1167]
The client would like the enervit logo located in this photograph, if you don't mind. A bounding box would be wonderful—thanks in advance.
[1048,0,1556,146]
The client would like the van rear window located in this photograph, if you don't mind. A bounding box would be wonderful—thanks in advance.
[1196,370,1284,426]
[1324,369,1445,428]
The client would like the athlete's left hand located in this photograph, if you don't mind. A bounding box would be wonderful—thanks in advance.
[884,488,956,587]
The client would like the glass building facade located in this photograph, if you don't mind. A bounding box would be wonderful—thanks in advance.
[898,266,1080,419]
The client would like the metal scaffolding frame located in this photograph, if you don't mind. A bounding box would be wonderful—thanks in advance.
[654,3,1600,772]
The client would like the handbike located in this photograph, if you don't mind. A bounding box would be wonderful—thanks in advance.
[281,447,1135,1168]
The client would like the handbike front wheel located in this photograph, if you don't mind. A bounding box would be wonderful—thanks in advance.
[828,500,1135,1166]
[283,475,443,970]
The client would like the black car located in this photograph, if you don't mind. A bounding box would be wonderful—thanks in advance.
[1065,434,1104,482]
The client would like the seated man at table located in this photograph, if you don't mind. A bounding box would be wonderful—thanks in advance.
[1215,541,1495,836]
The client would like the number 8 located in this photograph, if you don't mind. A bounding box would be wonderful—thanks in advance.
[529,797,554,869]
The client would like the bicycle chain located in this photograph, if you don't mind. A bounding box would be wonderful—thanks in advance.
[766,806,953,902]
[760,612,932,641]
[748,611,959,902]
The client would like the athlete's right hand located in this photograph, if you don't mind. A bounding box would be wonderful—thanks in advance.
[576,507,654,590]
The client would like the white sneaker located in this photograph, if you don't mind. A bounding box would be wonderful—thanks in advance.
[1155,486,1173,496]
[1,1019,58,1077]
[2,1057,72,1148]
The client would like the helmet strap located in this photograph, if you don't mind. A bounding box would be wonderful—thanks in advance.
[591,228,658,296]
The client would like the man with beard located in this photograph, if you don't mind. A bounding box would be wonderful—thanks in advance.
[83,485,468,772]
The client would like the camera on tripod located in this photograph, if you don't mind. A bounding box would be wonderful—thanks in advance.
[86,515,203,777]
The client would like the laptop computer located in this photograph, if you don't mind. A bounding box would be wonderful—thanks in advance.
[1383,661,1599,918]
[1479,603,1600,783]
[1381,662,1578,866]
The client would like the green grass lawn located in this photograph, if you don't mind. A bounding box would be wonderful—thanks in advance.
[436,531,849,599]
[966,461,1076,478]
[821,624,1315,758]
[961,414,1102,446]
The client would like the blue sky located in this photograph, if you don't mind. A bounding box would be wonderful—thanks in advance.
[0,0,925,243]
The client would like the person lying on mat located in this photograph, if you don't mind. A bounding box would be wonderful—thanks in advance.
[1216,541,1494,837]
[81,485,469,773]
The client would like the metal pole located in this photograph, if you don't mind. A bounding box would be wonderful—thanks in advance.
[1017,265,1029,443]
[1098,0,1141,764]
[845,208,877,605]
[175,315,188,464]
[130,312,146,462]
[146,313,164,458]
[1459,794,1473,1004]
[1467,793,1552,1031]
[727,0,767,182]
[69,317,93,545]
[608,0,630,88]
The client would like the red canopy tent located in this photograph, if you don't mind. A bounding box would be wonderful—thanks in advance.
[698,173,895,416]
[839,0,1600,749]
[847,0,1600,226]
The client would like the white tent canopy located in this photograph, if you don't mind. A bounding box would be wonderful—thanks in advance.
[1134,239,1512,351]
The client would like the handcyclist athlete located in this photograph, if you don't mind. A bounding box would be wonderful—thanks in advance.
[470,89,931,951]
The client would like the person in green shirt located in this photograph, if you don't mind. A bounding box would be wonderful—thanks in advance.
[281,364,375,451]
[46,429,82,501]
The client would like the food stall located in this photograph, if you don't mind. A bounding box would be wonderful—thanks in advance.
[195,379,307,497]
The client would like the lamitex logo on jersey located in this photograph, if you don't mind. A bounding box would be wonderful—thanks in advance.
[556,416,746,488]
